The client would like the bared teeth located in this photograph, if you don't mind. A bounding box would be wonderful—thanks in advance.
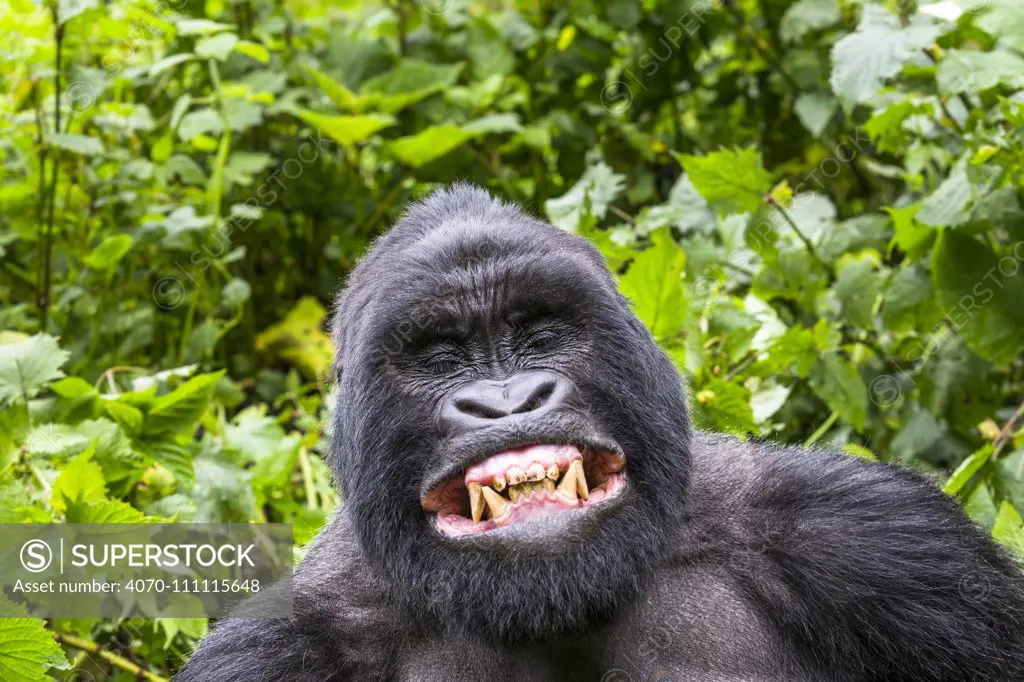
[526,463,546,482]
[482,486,508,520]
[492,476,506,492]
[508,484,523,504]
[557,463,578,501]
[570,458,589,501]
[543,478,556,493]
[546,464,559,480]
[467,482,484,524]
[507,466,527,486]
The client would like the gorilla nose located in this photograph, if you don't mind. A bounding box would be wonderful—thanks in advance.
[442,370,575,430]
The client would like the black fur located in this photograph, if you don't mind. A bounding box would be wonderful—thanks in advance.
[177,185,1024,681]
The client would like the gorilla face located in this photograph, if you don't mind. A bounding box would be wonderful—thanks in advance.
[330,186,692,640]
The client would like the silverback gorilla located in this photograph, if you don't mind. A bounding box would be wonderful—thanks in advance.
[178,184,1024,681]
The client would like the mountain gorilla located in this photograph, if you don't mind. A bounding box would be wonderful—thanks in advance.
[178,184,1024,681]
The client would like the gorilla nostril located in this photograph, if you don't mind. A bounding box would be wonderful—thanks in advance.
[516,381,556,414]
[455,398,508,421]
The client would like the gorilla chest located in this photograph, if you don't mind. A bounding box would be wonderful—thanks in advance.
[395,568,788,681]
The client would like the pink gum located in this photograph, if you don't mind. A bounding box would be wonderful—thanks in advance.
[464,444,582,484]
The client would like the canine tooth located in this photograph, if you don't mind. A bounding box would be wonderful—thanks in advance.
[468,482,484,524]
[526,463,546,482]
[493,476,506,492]
[546,464,559,480]
[568,458,589,501]
[507,466,526,485]
[557,467,578,502]
[482,486,508,519]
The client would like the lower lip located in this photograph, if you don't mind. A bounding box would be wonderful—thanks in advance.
[433,473,627,538]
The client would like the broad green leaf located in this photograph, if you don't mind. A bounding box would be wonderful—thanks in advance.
[882,264,933,329]
[780,0,840,43]
[0,334,69,407]
[65,496,164,523]
[976,0,1024,51]
[833,254,883,328]
[255,298,333,379]
[195,32,239,61]
[51,446,106,513]
[793,92,835,138]
[693,378,756,434]
[992,502,1024,557]
[0,606,67,680]
[24,423,89,457]
[49,133,104,156]
[150,53,194,76]
[917,165,973,227]
[304,65,362,112]
[618,229,687,340]
[176,18,232,35]
[467,18,515,79]
[177,108,222,141]
[50,376,94,398]
[462,114,523,135]
[886,203,934,258]
[937,49,1024,95]
[544,161,626,231]
[762,325,818,378]
[387,125,474,167]
[863,99,933,154]
[830,5,941,108]
[143,371,224,435]
[144,440,195,488]
[58,0,97,24]
[103,400,144,434]
[360,60,463,114]
[83,234,132,270]
[291,108,394,147]
[932,231,1024,364]
[676,146,773,214]
[809,354,867,431]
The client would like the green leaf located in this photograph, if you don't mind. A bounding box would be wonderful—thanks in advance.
[150,53,194,76]
[386,125,474,167]
[618,229,687,340]
[291,108,394,147]
[829,5,941,108]
[809,354,867,431]
[676,146,773,214]
[49,133,104,156]
[467,18,515,79]
[103,400,144,434]
[943,444,993,495]
[833,254,883,328]
[51,446,106,513]
[886,203,933,258]
[931,231,1024,364]
[58,0,97,24]
[693,378,756,434]
[0,334,69,407]
[360,60,464,114]
[234,40,269,64]
[780,0,841,43]
[145,440,195,488]
[992,502,1024,557]
[50,376,95,399]
[863,99,933,154]
[65,496,157,523]
[304,65,362,112]
[143,371,224,435]
[195,32,239,61]
[0,608,67,681]
[976,0,1024,51]
[83,234,132,270]
[544,161,626,231]
[24,423,89,457]
[793,92,835,138]
[176,18,233,35]
[937,49,1024,95]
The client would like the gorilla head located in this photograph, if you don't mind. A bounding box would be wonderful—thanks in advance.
[329,184,691,640]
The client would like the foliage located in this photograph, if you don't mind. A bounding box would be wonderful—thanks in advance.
[0,0,1022,678]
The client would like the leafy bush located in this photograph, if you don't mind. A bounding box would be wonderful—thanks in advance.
[0,0,1022,678]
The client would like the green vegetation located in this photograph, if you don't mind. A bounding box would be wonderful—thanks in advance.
[1,0,1023,678]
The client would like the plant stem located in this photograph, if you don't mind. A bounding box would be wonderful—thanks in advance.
[768,198,830,274]
[53,632,170,682]
[298,447,318,510]
[804,411,839,447]
[993,400,1024,459]
[41,17,66,330]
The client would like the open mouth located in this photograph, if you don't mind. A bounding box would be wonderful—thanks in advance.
[423,443,626,537]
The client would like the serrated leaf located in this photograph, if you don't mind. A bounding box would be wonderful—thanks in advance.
[0,609,67,680]
[833,255,883,328]
[65,496,159,523]
[143,371,224,435]
[51,446,106,513]
[544,161,626,231]
[291,108,394,147]
[24,423,89,457]
[618,229,687,340]
[693,378,756,434]
[976,0,1024,51]
[936,49,1024,95]
[0,334,69,407]
[830,5,941,108]
[145,440,195,488]
[83,234,132,270]
[49,133,104,156]
[863,99,933,154]
[809,354,867,430]
[676,146,773,214]
[386,125,474,167]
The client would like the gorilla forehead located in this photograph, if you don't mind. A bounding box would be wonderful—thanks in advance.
[334,184,615,361]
